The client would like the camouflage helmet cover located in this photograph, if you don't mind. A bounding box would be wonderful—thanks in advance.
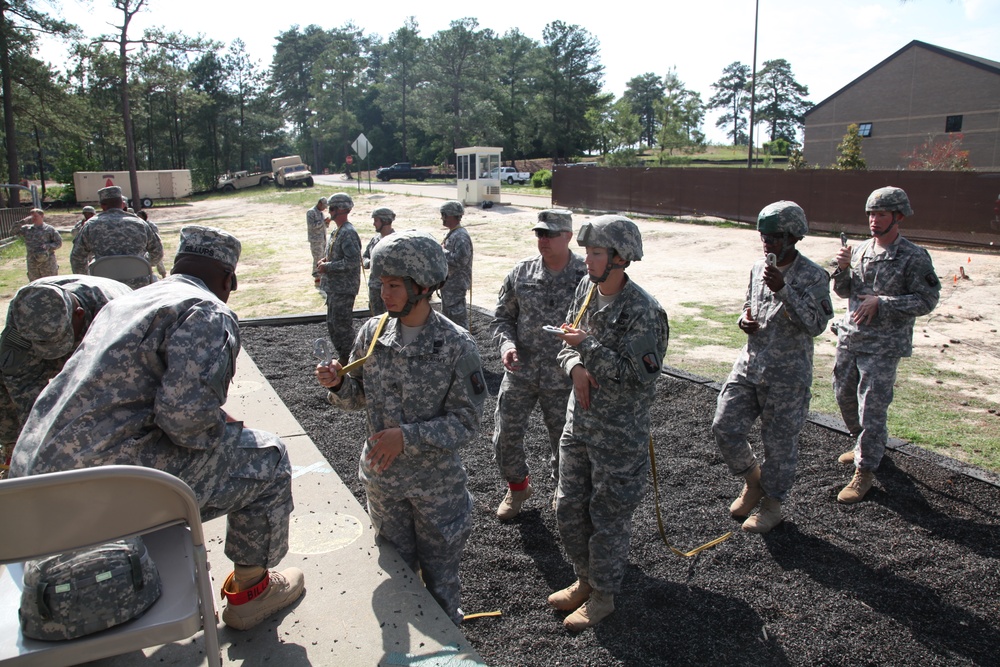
[372,207,396,223]
[576,215,643,261]
[757,201,809,237]
[865,186,913,217]
[371,230,448,288]
[328,192,354,210]
[440,200,465,218]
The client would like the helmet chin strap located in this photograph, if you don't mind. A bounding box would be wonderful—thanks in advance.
[388,278,431,318]
[872,214,898,237]
[773,232,794,265]
[588,250,620,284]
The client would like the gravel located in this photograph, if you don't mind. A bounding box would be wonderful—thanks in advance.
[241,309,1000,667]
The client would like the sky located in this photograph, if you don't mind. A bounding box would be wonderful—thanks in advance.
[36,0,1000,146]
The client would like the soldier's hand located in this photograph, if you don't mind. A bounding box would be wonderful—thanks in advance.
[366,428,403,473]
[739,308,760,334]
[558,325,588,347]
[836,245,852,270]
[571,365,598,410]
[852,294,880,325]
[502,348,521,372]
[316,362,343,389]
[762,265,785,292]
[316,260,328,274]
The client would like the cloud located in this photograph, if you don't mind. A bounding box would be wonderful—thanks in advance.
[850,3,894,30]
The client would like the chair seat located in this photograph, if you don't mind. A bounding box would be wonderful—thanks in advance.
[0,526,214,666]
[88,256,152,282]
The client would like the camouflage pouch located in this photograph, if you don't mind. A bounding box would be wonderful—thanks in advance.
[19,536,161,641]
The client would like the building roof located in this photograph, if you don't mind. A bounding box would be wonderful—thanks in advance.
[805,40,1000,117]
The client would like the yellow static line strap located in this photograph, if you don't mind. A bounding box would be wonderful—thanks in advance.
[648,436,733,557]
[571,284,597,329]
[462,611,502,621]
[337,313,390,377]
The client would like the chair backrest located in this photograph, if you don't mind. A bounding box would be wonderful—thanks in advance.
[0,465,205,564]
[88,255,153,283]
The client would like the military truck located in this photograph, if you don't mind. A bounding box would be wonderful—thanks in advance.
[216,170,273,191]
[271,156,314,188]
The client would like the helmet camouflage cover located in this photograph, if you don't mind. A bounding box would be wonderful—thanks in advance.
[372,207,396,223]
[576,215,643,261]
[328,192,354,210]
[440,200,465,218]
[865,186,913,217]
[757,201,809,238]
[370,230,448,288]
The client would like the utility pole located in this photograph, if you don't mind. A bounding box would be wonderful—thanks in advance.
[747,0,759,169]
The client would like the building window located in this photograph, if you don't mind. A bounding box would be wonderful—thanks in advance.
[946,115,963,133]
[857,123,873,137]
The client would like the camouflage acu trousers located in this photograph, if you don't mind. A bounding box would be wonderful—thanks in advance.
[712,378,810,501]
[309,235,326,277]
[326,292,357,361]
[493,370,570,483]
[27,254,58,282]
[833,349,899,471]
[439,287,468,331]
[365,485,473,625]
[556,437,648,594]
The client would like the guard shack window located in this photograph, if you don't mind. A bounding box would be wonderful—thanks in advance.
[946,115,963,133]
[857,123,872,137]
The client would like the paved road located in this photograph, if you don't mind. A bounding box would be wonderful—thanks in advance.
[313,174,552,210]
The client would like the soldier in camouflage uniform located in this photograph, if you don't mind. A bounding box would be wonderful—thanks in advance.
[11,226,305,631]
[491,209,587,520]
[70,186,164,289]
[317,192,361,365]
[361,207,396,316]
[712,202,833,534]
[316,231,486,626]
[16,209,62,281]
[0,276,131,444]
[70,206,96,240]
[548,215,669,632]
[439,200,473,330]
[832,187,940,503]
[307,197,330,286]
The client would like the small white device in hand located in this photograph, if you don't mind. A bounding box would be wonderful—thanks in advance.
[542,325,565,335]
[766,253,777,267]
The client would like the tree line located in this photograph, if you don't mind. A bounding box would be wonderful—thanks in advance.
[1,2,814,200]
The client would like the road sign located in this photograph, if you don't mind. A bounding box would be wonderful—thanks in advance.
[353,133,372,160]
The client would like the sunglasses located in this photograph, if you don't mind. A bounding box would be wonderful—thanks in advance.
[535,229,563,239]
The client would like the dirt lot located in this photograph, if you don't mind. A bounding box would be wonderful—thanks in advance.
[241,312,1000,667]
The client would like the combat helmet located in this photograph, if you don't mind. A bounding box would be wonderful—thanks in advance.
[577,215,643,283]
[865,186,912,217]
[757,201,809,238]
[328,192,354,211]
[371,230,448,317]
[372,207,396,223]
[440,200,465,218]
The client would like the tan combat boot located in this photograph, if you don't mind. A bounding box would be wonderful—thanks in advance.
[564,590,615,632]
[496,482,533,520]
[838,469,875,504]
[742,496,783,533]
[547,579,592,611]
[837,450,855,464]
[222,567,306,630]
[729,464,764,518]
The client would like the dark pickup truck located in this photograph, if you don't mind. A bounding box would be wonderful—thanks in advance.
[375,162,432,182]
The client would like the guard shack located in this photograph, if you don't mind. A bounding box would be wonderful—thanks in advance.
[455,146,501,206]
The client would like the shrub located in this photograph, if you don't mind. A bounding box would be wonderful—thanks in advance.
[531,169,552,188]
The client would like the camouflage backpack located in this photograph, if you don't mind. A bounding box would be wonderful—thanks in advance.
[19,536,162,641]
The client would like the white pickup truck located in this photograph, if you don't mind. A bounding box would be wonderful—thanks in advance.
[495,166,531,185]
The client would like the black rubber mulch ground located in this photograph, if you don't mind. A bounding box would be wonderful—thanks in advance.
[241,309,1000,667]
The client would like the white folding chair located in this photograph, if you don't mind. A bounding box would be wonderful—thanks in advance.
[88,256,153,283]
[0,465,221,667]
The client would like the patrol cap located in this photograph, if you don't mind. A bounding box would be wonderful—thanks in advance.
[10,283,76,359]
[440,200,464,218]
[175,225,242,270]
[577,215,643,261]
[328,192,354,210]
[372,207,396,223]
[533,209,573,233]
[371,230,448,288]
[82,206,96,215]
[757,201,809,237]
[866,186,913,217]
[98,185,123,201]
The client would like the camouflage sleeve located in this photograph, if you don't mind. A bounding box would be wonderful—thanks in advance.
[326,319,375,411]
[0,338,62,428]
[573,303,669,389]
[880,249,940,319]
[776,267,834,337]
[398,346,485,456]
[324,229,362,275]
[153,306,237,450]
[362,236,378,269]
[490,268,520,357]
[47,227,63,252]
[70,233,91,274]
[831,244,863,299]
[145,223,164,266]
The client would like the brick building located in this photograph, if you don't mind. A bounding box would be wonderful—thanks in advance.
[803,40,1000,171]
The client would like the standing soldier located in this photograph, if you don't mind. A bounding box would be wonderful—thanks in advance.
[16,209,62,281]
[712,202,833,534]
[70,185,164,289]
[549,215,669,631]
[491,209,587,520]
[439,200,473,330]
[317,192,361,366]
[361,207,396,316]
[307,197,330,288]
[831,187,940,503]
[316,231,486,626]
[70,205,97,239]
